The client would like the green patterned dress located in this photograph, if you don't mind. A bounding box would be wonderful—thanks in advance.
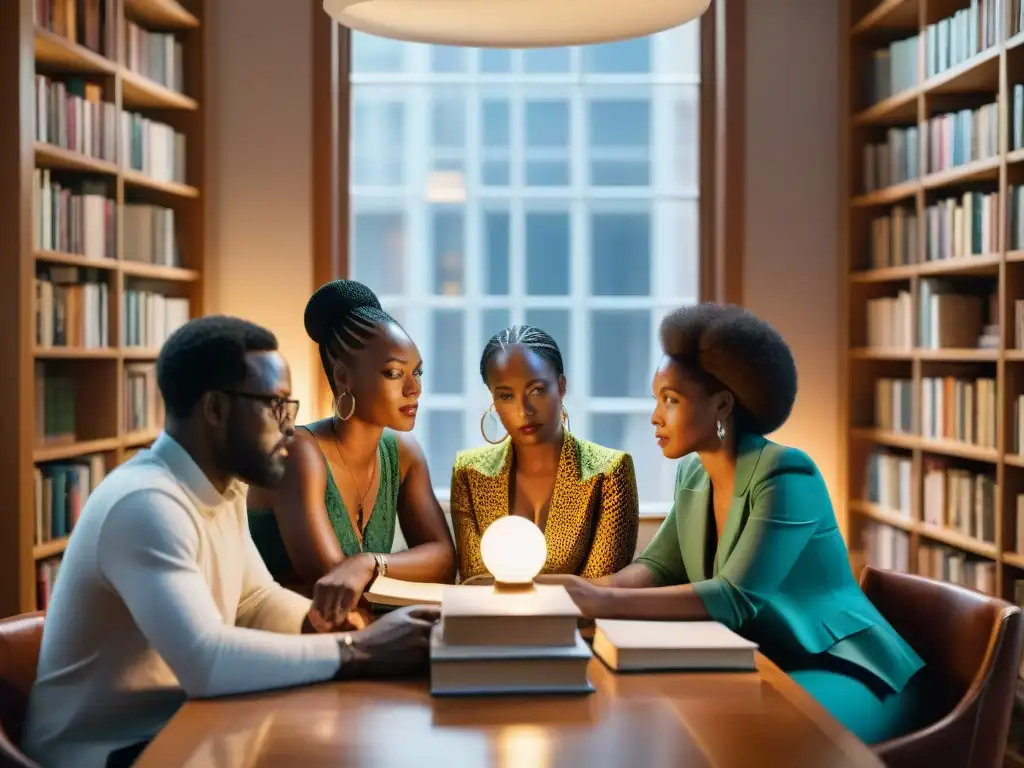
[248,428,400,585]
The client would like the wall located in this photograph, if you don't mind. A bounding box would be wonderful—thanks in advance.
[742,0,841,519]
[204,0,318,411]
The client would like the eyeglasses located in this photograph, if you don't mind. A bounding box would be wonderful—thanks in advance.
[222,391,300,425]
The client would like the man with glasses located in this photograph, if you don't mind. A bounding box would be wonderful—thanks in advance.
[22,315,439,768]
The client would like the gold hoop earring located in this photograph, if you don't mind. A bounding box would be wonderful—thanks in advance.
[480,405,507,445]
[561,405,571,434]
[335,390,356,422]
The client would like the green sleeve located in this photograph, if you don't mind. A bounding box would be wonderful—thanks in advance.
[633,465,688,585]
[692,466,822,629]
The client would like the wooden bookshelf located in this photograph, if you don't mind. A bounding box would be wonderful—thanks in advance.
[0,0,205,616]
[841,0,1024,607]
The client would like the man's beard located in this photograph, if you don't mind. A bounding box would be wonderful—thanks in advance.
[216,419,286,488]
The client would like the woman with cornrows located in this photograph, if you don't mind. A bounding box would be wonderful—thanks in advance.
[247,280,456,626]
[450,324,640,582]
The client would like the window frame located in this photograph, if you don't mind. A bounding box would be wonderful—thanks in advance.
[312,0,745,516]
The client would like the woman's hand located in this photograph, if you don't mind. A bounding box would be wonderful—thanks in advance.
[534,574,611,619]
[312,554,377,626]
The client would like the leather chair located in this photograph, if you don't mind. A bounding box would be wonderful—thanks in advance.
[859,567,1023,767]
[0,612,43,768]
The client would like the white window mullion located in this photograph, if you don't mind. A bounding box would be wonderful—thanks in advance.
[569,80,589,437]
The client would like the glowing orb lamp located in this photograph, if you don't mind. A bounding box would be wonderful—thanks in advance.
[479,516,546,588]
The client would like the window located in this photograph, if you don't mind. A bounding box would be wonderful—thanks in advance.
[349,26,702,513]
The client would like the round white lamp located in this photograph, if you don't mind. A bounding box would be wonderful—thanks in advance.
[322,0,712,48]
[479,515,546,589]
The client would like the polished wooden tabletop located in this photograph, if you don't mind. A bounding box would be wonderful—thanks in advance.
[135,654,883,768]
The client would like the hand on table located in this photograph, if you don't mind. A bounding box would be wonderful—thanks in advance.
[337,605,441,679]
[534,574,609,619]
[311,554,377,627]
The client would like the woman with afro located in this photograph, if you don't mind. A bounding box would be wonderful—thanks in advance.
[539,303,929,744]
[248,280,456,628]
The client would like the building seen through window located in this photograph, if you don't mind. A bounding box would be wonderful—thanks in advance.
[349,27,701,513]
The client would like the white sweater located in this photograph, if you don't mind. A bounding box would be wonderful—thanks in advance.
[22,434,342,768]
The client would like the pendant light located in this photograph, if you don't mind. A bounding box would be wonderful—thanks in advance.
[322,0,711,48]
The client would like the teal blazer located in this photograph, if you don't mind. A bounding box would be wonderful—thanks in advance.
[635,433,925,694]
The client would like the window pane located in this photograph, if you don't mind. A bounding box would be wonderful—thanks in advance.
[352,211,405,295]
[591,211,651,296]
[431,46,467,73]
[653,22,700,78]
[431,208,464,295]
[480,49,512,73]
[525,101,570,147]
[525,161,569,187]
[582,39,651,74]
[589,414,674,504]
[431,96,465,150]
[483,210,510,295]
[481,100,510,147]
[430,311,464,394]
[589,311,651,397]
[672,86,700,191]
[523,48,571,73]
[424,410,464,485]
[352,97,404,187]
[589,100,650,147]
[655,200,699,302]
[352,33,404,74]
[525,309,570,377]
[525,211,570,296]
[482,160,510,186]
[481,309,511,350]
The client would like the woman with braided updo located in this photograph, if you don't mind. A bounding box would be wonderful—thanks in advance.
[450,324,639,583]
[537,303,930,744]
[248,280,456,627]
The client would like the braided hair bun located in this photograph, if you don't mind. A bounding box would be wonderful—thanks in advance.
[303,279,383,345]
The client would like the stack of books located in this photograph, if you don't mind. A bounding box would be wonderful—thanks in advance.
[430,584,594,696]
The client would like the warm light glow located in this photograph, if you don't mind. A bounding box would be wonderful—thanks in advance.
[322,0,711,48]
[479,516,546,585]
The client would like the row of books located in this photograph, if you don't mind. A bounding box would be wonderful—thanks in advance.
[918,282,996,349]
[36,559,62,612]
[125,362,163,434]
[864,450,999,545]
[874,377,913,434]
[864,35,919,106]
[33,170,115,260]
[924,0,1004,80]
[926,101,999,174]
[122,112,186,185]
[33,454,105,545]
[1009,185,1024,249]
[125,22,185,94]
[861,523,998,595]
[34,169,181,266]
[35,75,117,164]
[925,191,999,262]
[864,449,912,514]
[122,290,189,349]
[863,127,919,192]
[920,375,998,448]
[866,291,913,348]
[34,0,116,60]
[35,266,109,349]
[922,461,997,542]
[35,364,75,445]
[867,206,916,269]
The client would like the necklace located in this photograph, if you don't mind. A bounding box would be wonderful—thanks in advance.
[332,420,377,534]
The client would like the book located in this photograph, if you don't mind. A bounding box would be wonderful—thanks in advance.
[429,623,593,696]
[592,619,758,672]
[440,583,582,647]
[365,575,448,607]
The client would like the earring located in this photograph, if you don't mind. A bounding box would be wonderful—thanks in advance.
[480,405,508,445]
[334,389,356,422]
[561,405,571,433]
[716,419,726,441]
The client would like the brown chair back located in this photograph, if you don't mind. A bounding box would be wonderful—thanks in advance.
[859,567,1023,768]
[0,612,44,768]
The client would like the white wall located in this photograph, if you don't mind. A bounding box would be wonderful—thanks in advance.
[204,0,318,411]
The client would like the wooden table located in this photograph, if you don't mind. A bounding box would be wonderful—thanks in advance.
[135,654,883,767]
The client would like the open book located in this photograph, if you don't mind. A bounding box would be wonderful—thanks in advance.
[364,576,448,607]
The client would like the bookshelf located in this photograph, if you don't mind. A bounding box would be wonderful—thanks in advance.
[0,0,204,617]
